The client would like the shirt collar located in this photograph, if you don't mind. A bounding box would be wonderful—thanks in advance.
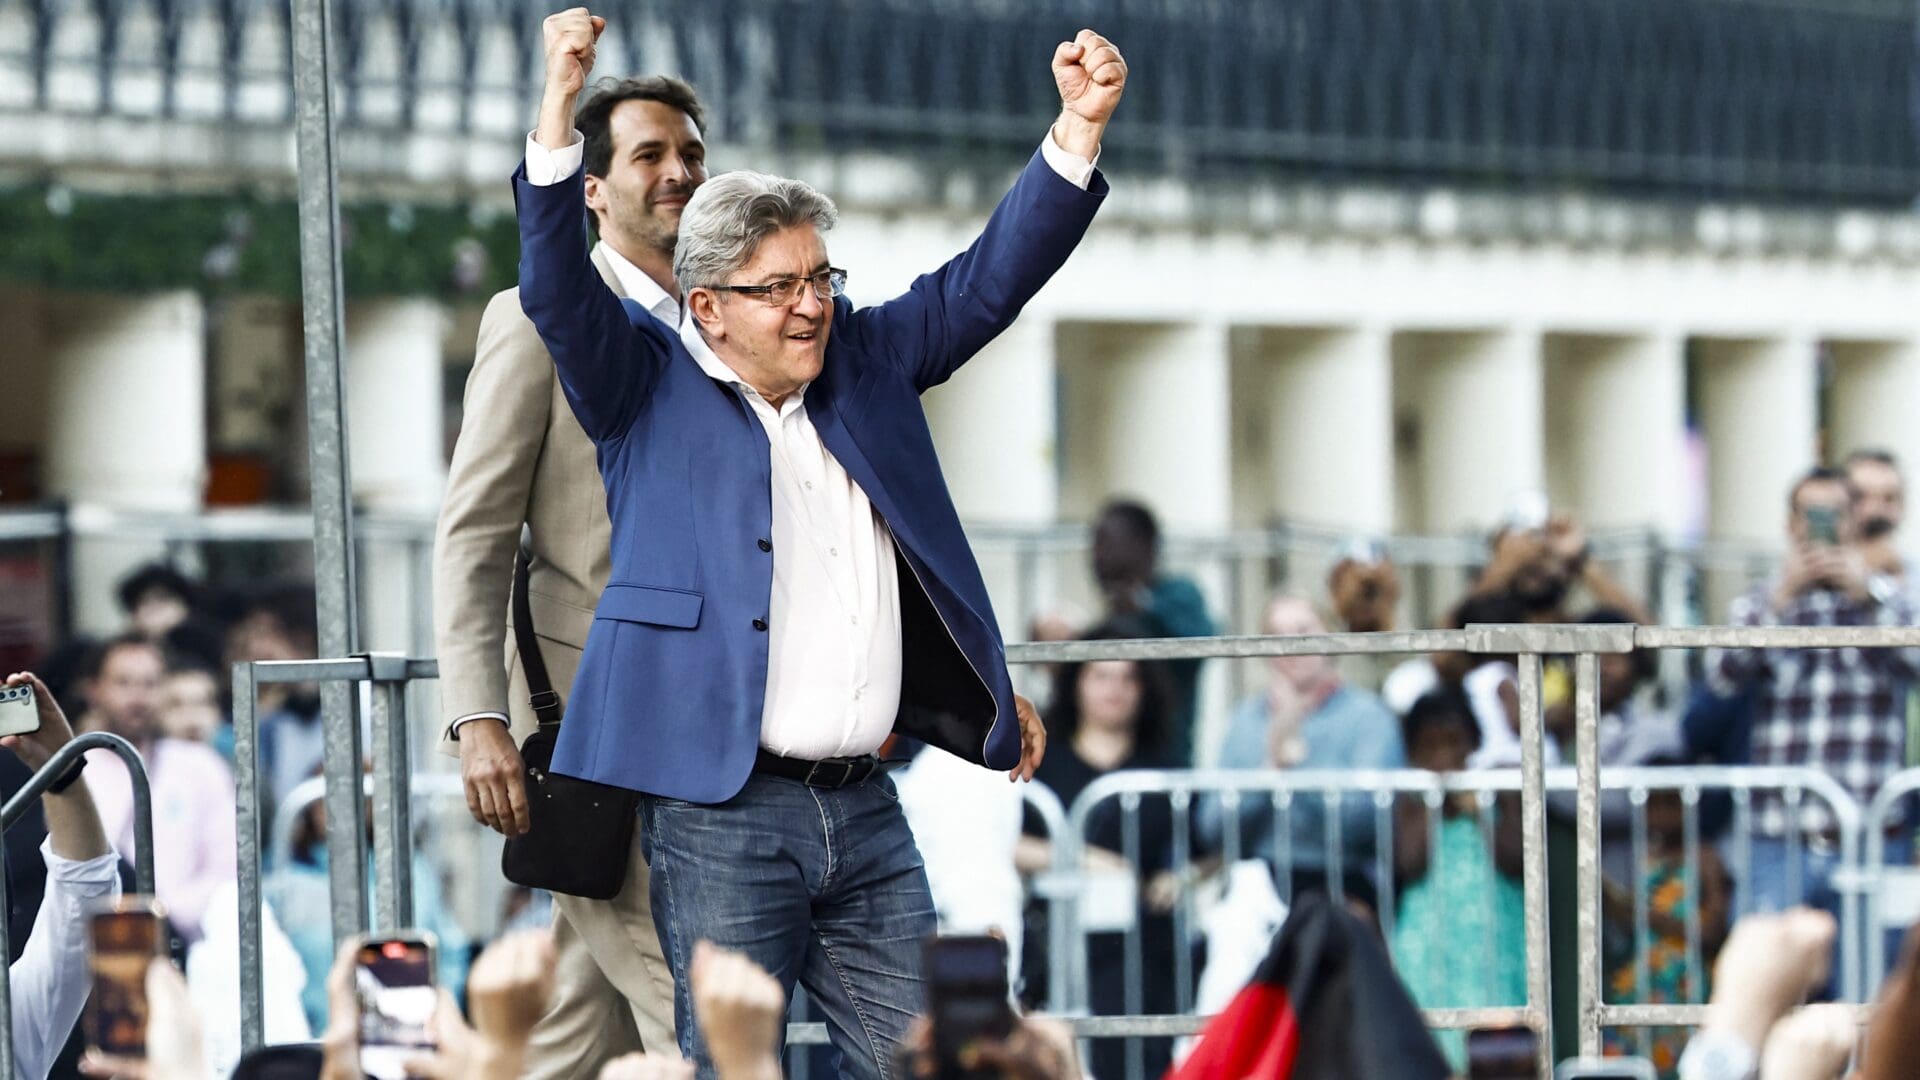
[596,242,680,326]
[677,309,808,417]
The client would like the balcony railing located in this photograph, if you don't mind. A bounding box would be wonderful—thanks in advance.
[2,0,1916,203]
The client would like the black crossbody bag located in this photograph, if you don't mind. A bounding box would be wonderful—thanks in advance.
[500,550,640,900]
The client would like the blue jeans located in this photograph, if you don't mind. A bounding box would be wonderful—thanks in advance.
[1746,834,1915,997]
[640,771,937,1080]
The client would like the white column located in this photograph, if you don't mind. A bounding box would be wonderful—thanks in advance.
[345,299,448,514]
[1827,340,1920,473]
[1057,321,1232,533]
[40,291,206,634]
[1391,329,1545,533]
[1231,324,1394,532]
[921,316,1058,524]
[1543,333,1687,531]
[1692,336,1818,543]
[44,291,206,509]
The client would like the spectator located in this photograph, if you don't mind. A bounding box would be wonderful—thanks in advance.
[1599,760,1733,1077]
[1477,512,1651,625]
[1327,542,1402,692]
[1389,689,1525,1071]
[1017,621,1180,1080]
[225,583,324,813]
[77,635,237,943]
[115,563,198,643]
[266,767,471,1034]
[1090,499,1216,763]
[1,673,123,1080]
[1846,448,1908,586]
[156,653,225,747]
[1705,467,1918,927]
[1380,589,1529,754]
[1205,593,1404,912]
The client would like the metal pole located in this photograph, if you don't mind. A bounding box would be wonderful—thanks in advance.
[289,0,366,951]
[232,661,267,1053]
[0,800,12,1080]
[1573,653,1602,1057]
[366,653,415,931]
[1516,653,1556,1076]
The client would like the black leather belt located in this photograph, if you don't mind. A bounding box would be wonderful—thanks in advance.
[753,749,886,789]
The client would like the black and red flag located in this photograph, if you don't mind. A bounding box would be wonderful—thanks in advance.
[1170,893,1451,1079]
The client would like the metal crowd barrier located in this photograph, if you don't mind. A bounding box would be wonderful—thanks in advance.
[225,622,1920,1075]
[1054,763,1862,1080]
[0,731,156,1078]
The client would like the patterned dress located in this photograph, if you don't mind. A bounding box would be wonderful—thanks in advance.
[1603,860,1702,1078]
[1390,815,1528,1071]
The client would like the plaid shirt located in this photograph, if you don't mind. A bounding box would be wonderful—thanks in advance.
[1707,579,1919,836]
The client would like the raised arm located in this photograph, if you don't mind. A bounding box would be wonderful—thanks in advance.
[839,30,1125,391]
[514,7,665,440]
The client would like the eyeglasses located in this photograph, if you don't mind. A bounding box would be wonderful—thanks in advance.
[708,268,848,306]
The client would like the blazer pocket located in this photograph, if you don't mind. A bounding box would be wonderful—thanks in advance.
[595,583,704,629]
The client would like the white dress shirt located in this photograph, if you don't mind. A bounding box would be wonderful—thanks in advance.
[524,129,1097,759]
[15,840,121,1080]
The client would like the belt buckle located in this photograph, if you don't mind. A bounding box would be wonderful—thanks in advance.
[805,759,853,788]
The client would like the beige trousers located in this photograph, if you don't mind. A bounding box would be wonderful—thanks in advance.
[521,829,680,1078]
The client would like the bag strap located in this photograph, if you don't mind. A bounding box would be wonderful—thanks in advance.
[512,547,565,730]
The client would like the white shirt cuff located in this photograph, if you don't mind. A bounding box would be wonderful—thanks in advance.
[1040,129,1099,191]
[524,131,587,186]
[41,838,120,884]
[450,712,511,739]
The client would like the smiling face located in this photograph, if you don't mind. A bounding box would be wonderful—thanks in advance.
[689,224,833,403]
[584,98,707,260]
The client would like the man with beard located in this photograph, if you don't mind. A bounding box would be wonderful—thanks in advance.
[433,74,707,1078]
[1707,467,1920,930]
[1847,449,1911,585]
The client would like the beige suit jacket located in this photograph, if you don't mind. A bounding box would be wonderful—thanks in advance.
[432,246,624,753]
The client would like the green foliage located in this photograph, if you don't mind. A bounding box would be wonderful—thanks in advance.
[0,184,521,299]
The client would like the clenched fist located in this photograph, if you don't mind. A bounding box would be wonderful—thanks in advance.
[543,7,605,99]
[1053,29,1127,127]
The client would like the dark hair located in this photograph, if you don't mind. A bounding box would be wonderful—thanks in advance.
[1044,618,1175,758]
[115,562,195,614]
[1096,499,1161,552]
[243,583,320,651]
[84,632,163,681]
[1789,466,1850,510]
[576,75,707,179]
[1578,606,1658,683]
[1448,588,1527,629]
[1845,447,1900,473]
[1401,688,1480,754]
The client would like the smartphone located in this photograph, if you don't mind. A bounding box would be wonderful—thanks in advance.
[355,932,438,1080]
[1465,1024,1539,1080]
[0,682,40,738]
[86,898,167,1058]
[1556,1057,1658,1080]
[1806,505,1841,545]
[924,935,1016,1080]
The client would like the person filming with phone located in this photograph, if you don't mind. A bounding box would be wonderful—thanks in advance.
[1706,467,1920,947]
[0,672,123,1080]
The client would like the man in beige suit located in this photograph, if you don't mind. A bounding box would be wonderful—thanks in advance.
[432,74,708,1078]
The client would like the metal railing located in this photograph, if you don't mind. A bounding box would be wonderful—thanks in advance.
[0,731,156,1078]
[221,621,1920,1074]
[5,0,1916,204]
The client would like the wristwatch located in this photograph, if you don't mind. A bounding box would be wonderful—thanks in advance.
[1677,1028,1757,1080]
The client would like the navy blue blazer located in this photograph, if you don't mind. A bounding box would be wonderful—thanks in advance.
[514,149,1107,802]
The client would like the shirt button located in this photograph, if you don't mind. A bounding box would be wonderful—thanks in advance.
[758,538,772,552]
[850,615,859,626]
[752,618,768,632]
[805,481,814,490]
[830,547,838,557]
[854,689,863,701]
